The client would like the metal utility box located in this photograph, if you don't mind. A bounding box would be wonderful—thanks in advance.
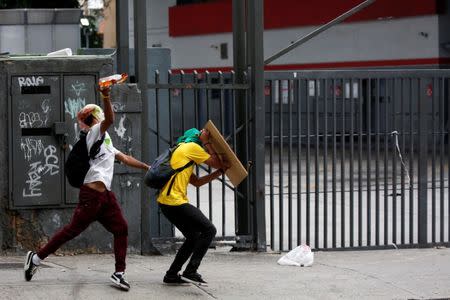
[0,56,113,209]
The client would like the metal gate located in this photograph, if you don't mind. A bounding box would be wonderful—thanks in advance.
[146,69,450,252]
[146,71,250,246]
[265,70,450,251]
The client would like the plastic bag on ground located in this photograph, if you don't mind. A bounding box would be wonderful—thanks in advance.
[277,245,314,267]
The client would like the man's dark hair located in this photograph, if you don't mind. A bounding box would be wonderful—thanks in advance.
[84,114,95,127]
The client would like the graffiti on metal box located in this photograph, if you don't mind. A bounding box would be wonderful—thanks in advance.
[19,99,51,128]
[22,145,59,198]
[17,76,44,87]
[20,138,45,161]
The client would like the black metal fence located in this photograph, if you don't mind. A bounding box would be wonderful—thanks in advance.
[146,71,250,243]
[147,69,450,252]
[265,70,450,251]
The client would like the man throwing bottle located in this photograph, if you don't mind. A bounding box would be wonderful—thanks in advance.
[24,84,149,291]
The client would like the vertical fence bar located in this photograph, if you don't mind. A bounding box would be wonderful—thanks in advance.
[288,80,293,249]
[400,78,406,245]
[392,78,397,245]
[231,71,239,242]
[270,80,275,249]
[376,78,380,246]
[297,79,302,246]
[205,71,213,220]
[332,79,337,248]
[341,79,346,247]
[278,80,284,250]
[367,78,372,246]
[245,71,251,244]
[418,78,429,245]
[447,78,450,242]
[350,78,355,247]
[358,78,363,247]
[315,79,320,249]
[439,77,445,242]
[306,80,311,246]
[324,78,329,249]
[400,78,411,245]
[219,71,226,237]
[384,78,389,246]
[409,78,414,244]
[432,77,436,243]
[194,71,201,208]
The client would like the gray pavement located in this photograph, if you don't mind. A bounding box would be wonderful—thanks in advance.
[1,246,450,299]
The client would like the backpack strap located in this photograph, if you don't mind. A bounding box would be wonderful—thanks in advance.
[166,160,194,196]
[89,134,105,159]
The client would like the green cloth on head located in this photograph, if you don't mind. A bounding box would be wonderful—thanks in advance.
[177,128,203,146]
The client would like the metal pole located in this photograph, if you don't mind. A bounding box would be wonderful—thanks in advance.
[233,0,246,77]
[116,0,129,74]
[248,0,266,251]
[83,27,90,48]
[134,0,154,254]
[264,0,375,65]
[232,0,251,242]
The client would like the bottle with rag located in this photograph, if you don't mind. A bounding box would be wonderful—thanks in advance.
[99,73,128,89]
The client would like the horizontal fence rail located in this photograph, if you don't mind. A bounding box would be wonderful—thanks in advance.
[265,70,450,251]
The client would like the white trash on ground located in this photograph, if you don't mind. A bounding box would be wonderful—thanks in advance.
[47,48,72,57]
[277,245,314,267]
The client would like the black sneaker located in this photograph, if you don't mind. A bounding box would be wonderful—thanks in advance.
[181,272,208,286]
[110,272,130,291]
[163,273,189,285]
[24,251,38,281]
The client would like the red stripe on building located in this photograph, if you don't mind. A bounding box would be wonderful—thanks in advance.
[169,0,232,37]
[169,0,440,37]
[171,58,450,73]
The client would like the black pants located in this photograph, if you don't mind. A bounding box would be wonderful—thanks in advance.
[159,203,217,274]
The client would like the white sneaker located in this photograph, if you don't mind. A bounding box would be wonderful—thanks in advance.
[110,272,130,291]
[24,251,39,281]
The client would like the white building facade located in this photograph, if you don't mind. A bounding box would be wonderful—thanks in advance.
[127,0,450,71]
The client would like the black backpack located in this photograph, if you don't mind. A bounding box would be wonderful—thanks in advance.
[144,145,193,195]
[65,131,105,188]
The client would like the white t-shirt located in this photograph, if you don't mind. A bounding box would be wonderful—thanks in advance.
[83,123,121,190]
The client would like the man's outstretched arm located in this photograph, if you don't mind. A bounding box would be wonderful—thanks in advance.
[115,152,149,171]
[189,169,225,187]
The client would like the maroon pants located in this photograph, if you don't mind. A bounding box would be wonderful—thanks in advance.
[37,185,128,272]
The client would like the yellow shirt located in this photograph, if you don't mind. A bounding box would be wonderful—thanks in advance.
[157,142,210,206]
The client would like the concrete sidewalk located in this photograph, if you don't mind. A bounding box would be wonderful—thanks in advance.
[1,247,449,300]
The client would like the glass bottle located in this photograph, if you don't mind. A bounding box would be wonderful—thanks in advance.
[99,73,128,89]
